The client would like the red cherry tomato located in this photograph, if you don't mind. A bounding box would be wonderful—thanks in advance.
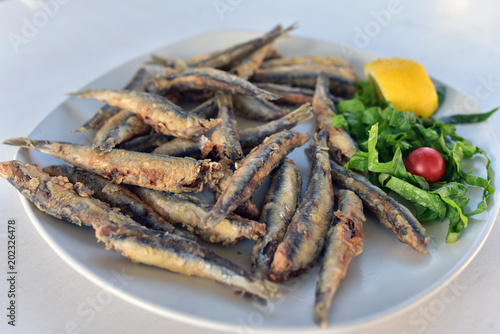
[404,147,446,183]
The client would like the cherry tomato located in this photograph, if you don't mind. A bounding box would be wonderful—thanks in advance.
[404,147,446,183]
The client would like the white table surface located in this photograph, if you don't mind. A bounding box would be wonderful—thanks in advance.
[1,1,500,333]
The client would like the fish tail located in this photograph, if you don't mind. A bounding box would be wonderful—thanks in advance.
[67,89,103,100]
[66,90,86,97]
[3,137,36,149]
[313,300,329,329]
[283,22,299,34]
[290,102,313,122]
[261,279,282,302]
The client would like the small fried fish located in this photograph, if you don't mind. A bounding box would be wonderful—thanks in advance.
[205,130,309,228]
[252,64,358,98]
[152,67,280,101]
[261,55,355,70]
[133,187,265,246]
[238,103,313,150]
[231,42,273,80]
[251,159,302,278]
[95,221,281,300]
[152,137,213,159]
[211,92,243,162]
[314,189,365,328]
[74,66,158,134]
[268,130,334,282]
[0,160,150,230]
[73,104,121,133]
[255,83,343,105]
[184,23,296,69]
[313,74,359,165]
[4,137,223,193]
[206,92,261,220]
[42,164,179,234]
[211,166,261,222]
[92,109,151,152]
[71,89,221,139]
[118,132,171,153]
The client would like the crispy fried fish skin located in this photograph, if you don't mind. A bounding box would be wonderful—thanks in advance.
[71,89,221,139]
[152,67,280,101]
[95,222,281,301]
[314,189,365,328]
[207,91,261,220]
[239,103,313,150]
[74,66,156,134]
[211,92,260,220]
[185,23,296,69]
[233,94,290,121]
[73,104,122,133]
[190,97,219,119]
[251,65,358,98]
[0,160,147,229]
[152,137,213,159]
[148,55,186,69]
[4,137,223,193]
[255,83,343,105]
[125,65,160,91]
[118,132,171,153]
[92,109,151,152]
[42,164,178,234]
[211,92,243,162]
[92,66,160,150]
[251,158,302,278]
[313,74,359,165]
[261,55,355,70]
[263,47,283,61]
[269,130,334,282]
[329,160,429,254]
[231,42,272,80]
[254,83,314,105]
[205,130,309,228]
[132,187,265,246]
[211,167,261,222]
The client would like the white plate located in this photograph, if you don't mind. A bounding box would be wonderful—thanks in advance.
[15,31,500,332]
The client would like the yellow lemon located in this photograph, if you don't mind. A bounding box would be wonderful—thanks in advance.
[364,58,438,119]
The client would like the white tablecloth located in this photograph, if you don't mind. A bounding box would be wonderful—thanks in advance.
[1,1,499,333]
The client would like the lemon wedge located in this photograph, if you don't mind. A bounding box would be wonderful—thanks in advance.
[364,58,438,119]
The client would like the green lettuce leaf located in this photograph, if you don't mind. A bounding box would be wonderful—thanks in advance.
[336,81,496,243]
[439,107,498,124]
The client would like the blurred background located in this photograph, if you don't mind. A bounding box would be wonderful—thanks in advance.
[0,1,499,333]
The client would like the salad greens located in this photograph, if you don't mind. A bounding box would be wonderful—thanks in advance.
[333,81,497,243]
